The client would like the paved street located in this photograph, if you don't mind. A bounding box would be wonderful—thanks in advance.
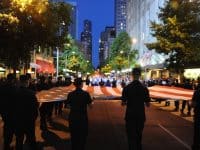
[0,100,194,150]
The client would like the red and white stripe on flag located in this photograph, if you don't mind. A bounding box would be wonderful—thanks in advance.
[148,85,194,101]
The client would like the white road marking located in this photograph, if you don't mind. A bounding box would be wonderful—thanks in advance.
[158,124,191,150]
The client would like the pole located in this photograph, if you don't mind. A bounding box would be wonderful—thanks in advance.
[56,47,59,79]
[34,49,36,79]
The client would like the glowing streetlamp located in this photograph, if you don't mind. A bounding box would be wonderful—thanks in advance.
[132,38,137,45]
[127,37,137,69]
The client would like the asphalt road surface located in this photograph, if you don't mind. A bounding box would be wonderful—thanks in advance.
[0,100,194,150]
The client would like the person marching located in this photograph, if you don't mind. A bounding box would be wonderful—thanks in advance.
[66,78,92,150]
[121,67,150,150]
[191,83,200,150]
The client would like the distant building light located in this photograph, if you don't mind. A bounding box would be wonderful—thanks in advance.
[0,67,5,72]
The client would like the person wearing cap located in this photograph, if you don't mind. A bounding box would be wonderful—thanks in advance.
[121,67,150,150]
[66,77,92,150]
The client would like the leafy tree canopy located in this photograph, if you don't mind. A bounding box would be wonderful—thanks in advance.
[146,0,200,72]
[0,0,71,70]
[59,35,94,75]
[109,31,138,71]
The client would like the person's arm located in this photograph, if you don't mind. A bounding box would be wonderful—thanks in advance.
[121,87,128,106]
[65,92,72,107]
[144,87,151,107]
[191,90,199,107]
[87,92,93,108]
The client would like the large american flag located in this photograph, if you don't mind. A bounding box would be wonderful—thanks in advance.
[148,85,194,101]
[37,84,194,102]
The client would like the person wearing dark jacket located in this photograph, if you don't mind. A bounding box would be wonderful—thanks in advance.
[66,78,92,150]
[0,74,17,150]
[121,67,150,150]
[191,84,200,150]
[13,75,39,150]
[37,76,53,131]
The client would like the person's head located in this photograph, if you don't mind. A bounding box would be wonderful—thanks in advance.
[6,73,16,85]
[131,67,141,80]
[39,75,46,83]
[19,75,29,87]
[73,77,83,88]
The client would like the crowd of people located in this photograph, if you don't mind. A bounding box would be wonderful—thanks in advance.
[0,69,199,150]
[0,73,73,150]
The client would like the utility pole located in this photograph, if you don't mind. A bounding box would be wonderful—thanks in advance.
[56,47,59,79]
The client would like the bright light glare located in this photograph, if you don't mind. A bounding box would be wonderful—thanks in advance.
[184,68,200,79]
[132,38,137,44]
[11,0,49,13]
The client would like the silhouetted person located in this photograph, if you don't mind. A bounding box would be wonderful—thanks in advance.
[0,73,17,150]
[99,79,104,86]
[121,67,150,150]
[54,76,64,115]
[121,79,126,88]
[181,79,193,116]
[191,84,200,150]
[37,76,52,130]
[65,76,72,86]
[66,78,92,150]
[14,75,38,150]
[112,78,117,87]
[173,79,181,111]
[105,79,111,87]
[85,76,90,86]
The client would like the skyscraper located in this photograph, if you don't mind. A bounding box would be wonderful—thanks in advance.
[126,0,167,79]
[80,20,92,62]
[126,0,166,66]
[99,26,116,67]
[52,0,78,40]
[67,1,78,40]
[115,0,127,35]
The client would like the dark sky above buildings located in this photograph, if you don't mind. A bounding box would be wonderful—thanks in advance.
[77,0,114,68]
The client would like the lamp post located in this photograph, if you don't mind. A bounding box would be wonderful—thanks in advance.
[56,47,59,79]
[128,37,137,69]
[56,21,66,79]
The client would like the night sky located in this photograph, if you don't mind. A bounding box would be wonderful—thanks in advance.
[77,0,114,68]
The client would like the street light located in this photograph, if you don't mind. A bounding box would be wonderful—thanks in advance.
[56,47,59,79]
[56,22,66,79]
[132,38,137,45]
[128,37,137,69]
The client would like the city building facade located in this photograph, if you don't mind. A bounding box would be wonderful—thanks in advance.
[115,0,127,35]
[80,20,92,62]
[99,27,116,67]
[126,0,167,79]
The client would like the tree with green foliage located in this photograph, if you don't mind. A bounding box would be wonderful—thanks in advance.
[0,0,71,72]
[109,32,138,70]
[146,0,200,73]
[59,35,94,75]
[101,64,112,74]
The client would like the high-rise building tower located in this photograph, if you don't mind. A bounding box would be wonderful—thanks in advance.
[99,26,116,67]
[126,0,167,78]
[80,20,92,62]
[67,1,78,39]
[52,0,78,40]
[115,0,127,35]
